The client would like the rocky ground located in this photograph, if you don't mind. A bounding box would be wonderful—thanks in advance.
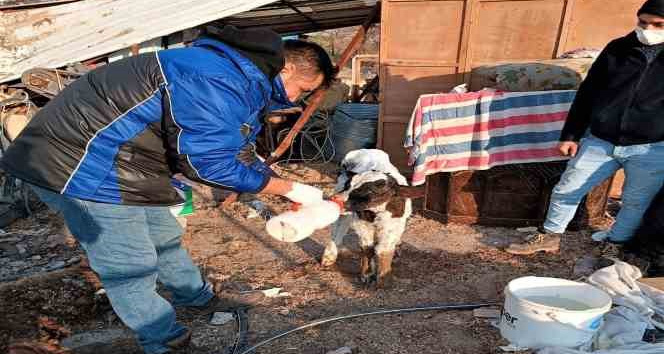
[1,163,622,354]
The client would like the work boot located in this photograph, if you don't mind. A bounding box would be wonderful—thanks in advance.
[166,328,192,351]
[591,241,623,259]
[189,291,265,315]
[505,233,561,255]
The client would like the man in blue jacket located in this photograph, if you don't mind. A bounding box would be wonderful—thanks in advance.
[1,26,334,353]
[506,0,664,255]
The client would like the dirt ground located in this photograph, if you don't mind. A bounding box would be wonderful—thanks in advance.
[0,163,611,354]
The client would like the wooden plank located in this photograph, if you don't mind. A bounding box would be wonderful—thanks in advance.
[467,0,566,64]
[639,278,664,292]
[460,0,478,84]
[382,65,459,117]
[383,0,465,64]
[377,0,390,150]
[554,0,576,58]
[380,122,411,171]
[563,0,642,52]
[381,60,460,67]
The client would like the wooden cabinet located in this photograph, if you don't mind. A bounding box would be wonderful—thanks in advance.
[422,162,613,227]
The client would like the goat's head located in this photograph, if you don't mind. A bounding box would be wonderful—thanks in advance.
[336,171,421,215]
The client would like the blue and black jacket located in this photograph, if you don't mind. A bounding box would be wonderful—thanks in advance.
[1,27,291,205]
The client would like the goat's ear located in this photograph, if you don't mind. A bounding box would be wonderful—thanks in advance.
[396,185,425,199]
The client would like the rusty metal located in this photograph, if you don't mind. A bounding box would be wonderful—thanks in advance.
[266,2,381,165]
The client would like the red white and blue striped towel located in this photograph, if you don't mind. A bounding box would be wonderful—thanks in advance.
[404,90,575,186]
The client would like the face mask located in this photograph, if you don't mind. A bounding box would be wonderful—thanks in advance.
[268,76,297,112]
[635,26,664,45]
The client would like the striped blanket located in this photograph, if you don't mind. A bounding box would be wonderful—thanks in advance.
[404,90,575,186]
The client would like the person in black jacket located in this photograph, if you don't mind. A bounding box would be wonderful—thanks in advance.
[507,0,664,255]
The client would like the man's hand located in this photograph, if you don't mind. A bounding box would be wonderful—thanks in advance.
[558,141,579,157]
[284,182,324,205]
[260,178,324,205]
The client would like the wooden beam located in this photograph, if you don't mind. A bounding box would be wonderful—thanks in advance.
[555,0,577,58]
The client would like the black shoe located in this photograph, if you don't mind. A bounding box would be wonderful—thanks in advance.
[190,292,265,315]
[166,328,192,350]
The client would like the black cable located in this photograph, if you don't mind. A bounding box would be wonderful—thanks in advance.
[232,302,498,354]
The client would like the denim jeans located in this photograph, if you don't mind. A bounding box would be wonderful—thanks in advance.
[31,186,214,354]
[543,135,664,242]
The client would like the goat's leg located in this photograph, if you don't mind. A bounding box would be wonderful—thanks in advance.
[374,250,395,288]
[360,246,376,284]
[355,221,376,284]
[374,215,406,288]
[321,214,352,267]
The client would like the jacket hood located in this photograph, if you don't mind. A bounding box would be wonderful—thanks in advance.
[199,26,285,80]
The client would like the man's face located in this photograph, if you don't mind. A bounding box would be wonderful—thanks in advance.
[638,13,664,30]
[279,62,324,102]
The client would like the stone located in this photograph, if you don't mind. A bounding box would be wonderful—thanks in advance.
[0,236,21,243]
[46,234,66,248]
[327,347,353,354]
[66,256,82,265]
[209,312,235,326]
[0,243,19,256]
[278,307,290,316]
[16,243,27,255]
[46,260,66,271]
[516,227,539,233]
[9,260,27,268]
[31,255,42,261]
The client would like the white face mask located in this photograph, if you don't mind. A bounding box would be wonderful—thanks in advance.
[635,26,664,45]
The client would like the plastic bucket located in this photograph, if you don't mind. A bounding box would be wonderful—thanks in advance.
[328,103,379,162]
[499,276,612,349]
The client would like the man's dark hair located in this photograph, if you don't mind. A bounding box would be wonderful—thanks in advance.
[283,40,337,89]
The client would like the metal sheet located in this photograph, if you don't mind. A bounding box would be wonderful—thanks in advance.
[0,0,80,10]
[0,0,278,83]
[224,0,377,34]
[0,0,378,83]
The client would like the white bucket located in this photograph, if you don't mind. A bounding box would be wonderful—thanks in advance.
[499,276,612,349]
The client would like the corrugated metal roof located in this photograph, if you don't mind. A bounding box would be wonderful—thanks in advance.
[223,0,378,34]
[0,0,378,83]
[0,0,278,83]
[0,0,80,10]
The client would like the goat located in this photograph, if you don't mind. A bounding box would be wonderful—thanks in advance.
[321,149,419,287]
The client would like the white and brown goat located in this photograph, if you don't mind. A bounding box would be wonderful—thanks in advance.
[321,149,419,287]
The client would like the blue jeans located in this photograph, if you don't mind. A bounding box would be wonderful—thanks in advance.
[543,135,664,242]
[31,186,214,354]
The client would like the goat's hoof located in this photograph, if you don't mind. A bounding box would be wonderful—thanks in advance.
[375,274,394,289]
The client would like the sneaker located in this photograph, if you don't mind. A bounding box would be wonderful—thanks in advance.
[505,233,561,255]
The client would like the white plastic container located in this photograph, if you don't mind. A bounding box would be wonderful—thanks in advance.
[266,201,341,242]
[499,276,612,349]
